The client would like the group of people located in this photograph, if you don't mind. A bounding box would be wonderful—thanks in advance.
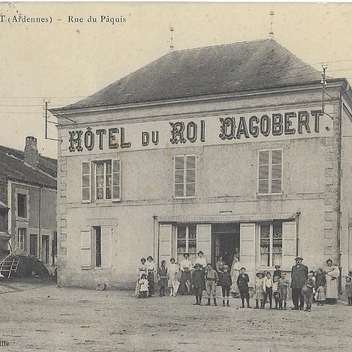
[135,252,352,311]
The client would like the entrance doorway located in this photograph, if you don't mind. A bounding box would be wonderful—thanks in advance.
[41,235,50,263]
[212,223,240,268]
[30,234,38,257]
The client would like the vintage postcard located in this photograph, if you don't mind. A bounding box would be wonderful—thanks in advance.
[0,2,352,351]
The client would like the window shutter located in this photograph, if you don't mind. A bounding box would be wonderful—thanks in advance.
[81,230,92,270]
[258,151,269,194]
[196,224,211,259]
[240,223,256,284]
[282,221,296,270]
[101,226,112,268]
[159,224,173,264]
[174,156,185,197]
[81,162,91,202]
[271,150,282,194]
[112,160,121,201]
[185,156,196,197]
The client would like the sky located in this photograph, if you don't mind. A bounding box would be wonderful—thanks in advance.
[1,2,352,158]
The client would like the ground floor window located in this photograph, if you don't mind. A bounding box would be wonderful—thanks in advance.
[259,222,282,267]
[18,228,27,251]
[93,226,102,268]
[176,225,197,263]
[81,226,110,269]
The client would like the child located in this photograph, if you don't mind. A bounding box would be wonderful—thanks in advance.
[237,267,251,308]
[138,274,149,298]
[191,263,204,305]
[216,256,225,273]
[273,264,282,280]
[302,271,315,312]
[168,258,179,297]
[135,257,148,297]
[254,271,265,309]
[263,272,273,309]
[278,272,290,310]
[219,264,232,307]
[315,268,326,306]
[205,263,219,306]
[158,260,168,297]
[345,276,352,306]
[272,275,280,309]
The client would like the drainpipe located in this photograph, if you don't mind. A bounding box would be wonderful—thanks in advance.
[153,215,158,267]
[38,186,42,260]
[295,211,301,257]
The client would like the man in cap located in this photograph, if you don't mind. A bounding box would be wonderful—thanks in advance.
[290,256,308,310]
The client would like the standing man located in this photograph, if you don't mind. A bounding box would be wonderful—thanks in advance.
[291,256,308,310]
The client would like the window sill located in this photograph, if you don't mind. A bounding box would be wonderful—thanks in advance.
[256,194,284,200]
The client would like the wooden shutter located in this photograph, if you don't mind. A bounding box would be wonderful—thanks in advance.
[196,224,211,260]
[258,151,269,194]
[240,223,256,284]
[282,221,296,270]
[185,156,196,197]
[174,156,185,197]
[81,162,91,202]
[159,224,172,264]
[81,230,92,270]
[271,149,282,194]
[101,226,112,268]
[112,160,121,201]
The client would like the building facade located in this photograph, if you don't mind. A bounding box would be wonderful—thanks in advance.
[52,39,352,289]
[0,136,57,266]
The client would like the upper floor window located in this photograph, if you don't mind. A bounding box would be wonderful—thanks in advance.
[81,160,121,203]
[95,160,112,200]
[17,193,27,218]
[258,149,282,195]
[174,155,196,198]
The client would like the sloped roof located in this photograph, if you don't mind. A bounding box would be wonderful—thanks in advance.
[0,145,57,189]
[54,39,323,112]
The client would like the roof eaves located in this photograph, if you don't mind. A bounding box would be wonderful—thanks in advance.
[52,78,329,118]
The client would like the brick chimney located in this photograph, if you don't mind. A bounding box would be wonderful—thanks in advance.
[24,136,38,169]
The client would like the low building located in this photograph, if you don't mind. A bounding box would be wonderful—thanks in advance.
[0,136,57,266]
[51,39,352,289]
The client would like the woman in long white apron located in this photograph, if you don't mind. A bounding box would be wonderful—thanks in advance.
[324,259,340,304]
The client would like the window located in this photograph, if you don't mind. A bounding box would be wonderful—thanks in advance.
[18,228,27,251]
[81,160,121,202]
[259,223,282,267]
[96,160,112,200]
[93,226,102,268]
[17,193,27,218]
[258,149,282,194]
[81,227,107,269]
[177,225,197,263]
[174,155,196,198]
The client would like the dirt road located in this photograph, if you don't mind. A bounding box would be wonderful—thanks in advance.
[0,280,350,351]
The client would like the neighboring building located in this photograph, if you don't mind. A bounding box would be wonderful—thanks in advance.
[51,39,352,289]
[0,136,57,266]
